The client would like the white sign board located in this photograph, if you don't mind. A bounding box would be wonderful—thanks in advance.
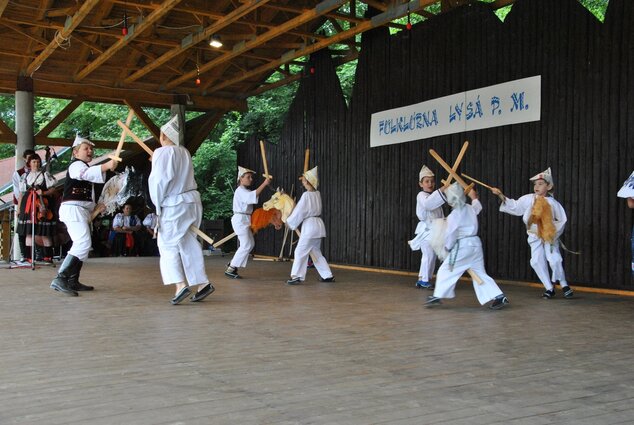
[370,76,541,147]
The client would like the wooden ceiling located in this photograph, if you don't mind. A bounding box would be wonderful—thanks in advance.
[0,0,513,113]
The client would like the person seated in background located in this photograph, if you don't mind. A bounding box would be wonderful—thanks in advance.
[111,202,141,256]
[138,208,159,256]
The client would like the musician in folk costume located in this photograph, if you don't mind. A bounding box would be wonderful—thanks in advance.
[12,148,36,261]
[426,183,509,310]
[224,166,271,279]
[491,168,573,299]
[408,165,445,289]
[617,170,634,276]
[17,153,58,263]
[148,116,215,305]
[50,136,118,296]
[285,166,334,285]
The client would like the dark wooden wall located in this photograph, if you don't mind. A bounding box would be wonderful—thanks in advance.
[238,0,634,289]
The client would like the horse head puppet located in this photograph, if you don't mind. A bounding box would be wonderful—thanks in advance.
[262,188,296,223]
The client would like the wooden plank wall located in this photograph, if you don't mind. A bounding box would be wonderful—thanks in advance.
[238,0,634,289]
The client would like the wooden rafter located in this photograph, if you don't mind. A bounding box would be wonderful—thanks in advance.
[124,0,272,84]
[35,97,85,137]
[26,0,101,76]
[207,0,438,94]
[166,0,349,90]
[74,0,184,82]
[124,100,161,140]
[0,0,8,18]
[0,21,49,47]
[0,118,16,141]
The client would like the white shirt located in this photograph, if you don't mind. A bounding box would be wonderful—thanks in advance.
[500,194,567,238]
[415,190,445,234]
[445,199,482,251]
[286,190,326,239]
[19,169,57,193]
[148,145,198,216]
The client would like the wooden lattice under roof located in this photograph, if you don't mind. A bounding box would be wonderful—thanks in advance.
[0,0,514,150]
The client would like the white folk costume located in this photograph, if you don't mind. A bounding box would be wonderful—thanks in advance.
[229,167,258,270]
[286,166,334,283]
[429,184,507,308]
[148,119,209,289]
[498,168,569,295]
[618,171,634,276]
[51,136,105,296]
[408,165,445,286]
[17,167,58,243]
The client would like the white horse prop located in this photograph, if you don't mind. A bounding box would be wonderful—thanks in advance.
[262,188,296,223]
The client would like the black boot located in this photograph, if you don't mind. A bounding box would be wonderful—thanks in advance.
[69,261,94,291]
[50,255,80,296]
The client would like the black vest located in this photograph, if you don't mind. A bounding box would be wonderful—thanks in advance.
[62,159,94,202]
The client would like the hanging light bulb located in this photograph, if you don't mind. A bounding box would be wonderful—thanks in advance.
[122,0,129,36]
[406,7,412,30]
[195,64,201,86]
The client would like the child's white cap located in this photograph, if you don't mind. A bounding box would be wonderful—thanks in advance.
[303,166,319,189]
[419,165,434,181]
[72,134,94,148]
[237,166,255,182]
[529,167,553,185]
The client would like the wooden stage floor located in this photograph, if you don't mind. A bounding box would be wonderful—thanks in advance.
[1,256,634,425]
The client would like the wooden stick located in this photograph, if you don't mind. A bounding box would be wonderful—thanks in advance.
[189,226,215,247]
[212,232,236,248]
[117,120,154,159]
[429,149,473,192]
[303,148,310,173]
[108,109,135,163]
[466,269,483,285]
[461,173,494,191]
[260,140,272,179]
[443,141,469,187]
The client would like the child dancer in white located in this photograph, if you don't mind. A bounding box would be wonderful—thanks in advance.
[285,166,334,285]
[426,183,508,310]
[408,165,445,289]
[491,168,573,299]
[225,166,270,278]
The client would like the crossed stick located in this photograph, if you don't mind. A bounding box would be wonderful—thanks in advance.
[439,141,469,189]
[428,147,482,285]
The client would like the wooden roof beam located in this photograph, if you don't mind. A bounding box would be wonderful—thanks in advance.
[26,0,101,76]
[124,100,161,140]
[0,0,8,18]
[0,77,246,112]
[207,0,438,94]
[491,0,515,8]
[124,0,273,84]
[35,97,85,137]
[0,117,16,142]
[0,21,49,47]
[75,0,184,82]
[166,0,349,90]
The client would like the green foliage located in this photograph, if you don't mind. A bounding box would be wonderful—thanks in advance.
[193,113,239,220]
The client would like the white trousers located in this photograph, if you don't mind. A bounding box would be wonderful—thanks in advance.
[291,237,333,281]
[433,237,503,305]
[64,220,92,261]
[230,231,254,268]
[157,203,208,286]
[418,241,437,282]
[59,204,92,261]
[527,234,566,290]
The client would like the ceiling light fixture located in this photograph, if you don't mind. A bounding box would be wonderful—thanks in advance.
[209,35,223,48]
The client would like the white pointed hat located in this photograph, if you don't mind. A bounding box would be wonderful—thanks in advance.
[303,166,319,189]
[617,171,634,198]
[419,165,434,181]
[160,115,180,145]
[72,134,94,148]
[237,166,255,181]
[529,167,553,185]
